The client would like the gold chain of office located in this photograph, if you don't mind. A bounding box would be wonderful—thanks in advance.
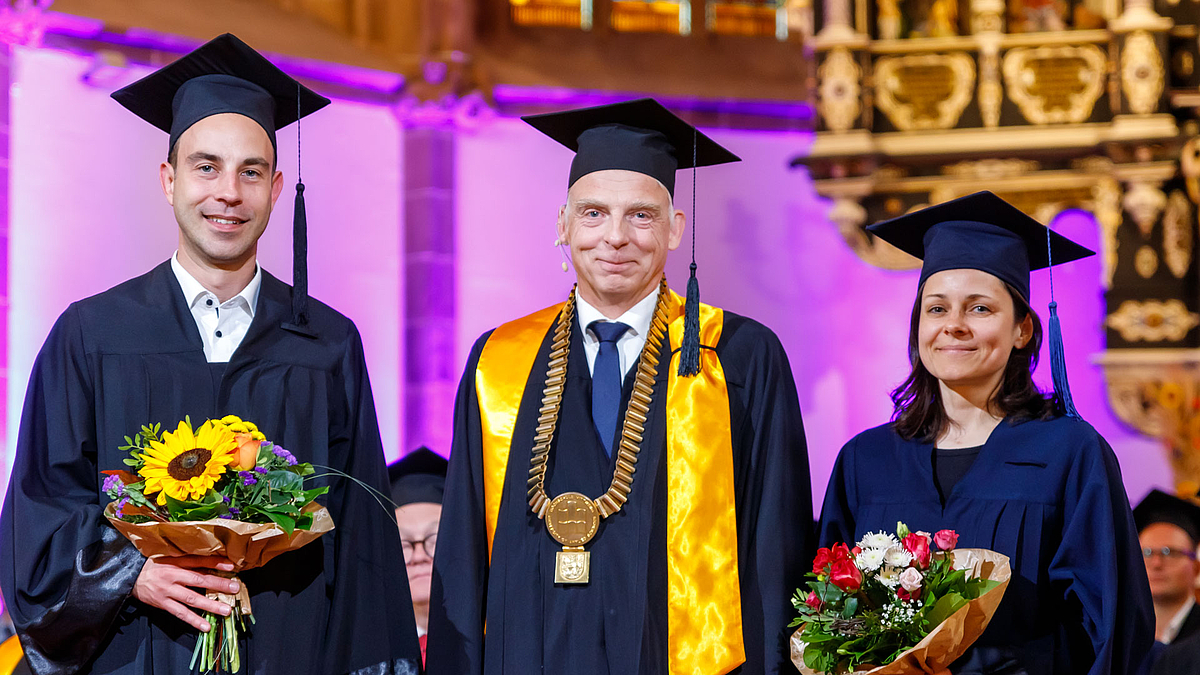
[526,278,670,582]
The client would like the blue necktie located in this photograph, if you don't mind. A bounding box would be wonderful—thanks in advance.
[589,320,630,457]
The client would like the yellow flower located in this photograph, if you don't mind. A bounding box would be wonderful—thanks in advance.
[139,420,238,505]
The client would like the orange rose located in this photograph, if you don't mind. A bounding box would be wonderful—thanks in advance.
[232,433,261,470]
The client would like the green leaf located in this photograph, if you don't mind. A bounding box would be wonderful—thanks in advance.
[266,470,303,492]
[262,510,296,536]
[123,458,140,466]
[925,591,967,626]
[841,596,859,618]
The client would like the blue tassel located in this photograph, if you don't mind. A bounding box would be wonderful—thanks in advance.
[1047,300,1080,419]
[678,262,701,377]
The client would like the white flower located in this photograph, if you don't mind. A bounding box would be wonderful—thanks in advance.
[855,547,885,572]
[876,564,901,588]
[857,531,898,551]
[883,546,913,568]
[899,567,924,592]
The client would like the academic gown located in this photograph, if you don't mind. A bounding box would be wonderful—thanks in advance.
[818,417,1155,675]
[426,307,812,675]
[0,261,421,675]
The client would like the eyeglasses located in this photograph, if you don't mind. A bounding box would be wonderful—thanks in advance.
[401,532,437,559]
[1142,546,1197,561]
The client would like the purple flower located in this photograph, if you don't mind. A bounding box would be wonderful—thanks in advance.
[238,471,257,487]
[228,507,240,516]
[254,466,268,475]
[272,446,298,466]
[218,514,233,520]
[222,495,231,504]
[115,496,130,518]
[102,475,124,496]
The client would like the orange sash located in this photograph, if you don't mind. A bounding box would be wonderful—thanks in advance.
[475,290,744,675]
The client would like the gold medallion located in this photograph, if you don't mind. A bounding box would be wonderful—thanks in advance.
[545,492,599,584]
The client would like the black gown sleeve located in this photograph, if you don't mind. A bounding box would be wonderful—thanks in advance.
[1048,433,1154,675]
[726,322,814,674]
[425,333,492,675]
[323,326,422,675]
[0,305,146,675]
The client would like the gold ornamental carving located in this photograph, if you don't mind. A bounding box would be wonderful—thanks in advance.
[977,48,1002,128]
[1120,30,1165,115]
[1124,180,1167,237]
[1092,177,1123,289]
[1163,190,1193,278]
[874,53,975,131]
[942,158,1039,179]
[1107,299,1200,342]
[1097,351,1200,489]
[818,48,861,133]
[1001,45,1106,125]
[1135,245,1159,278]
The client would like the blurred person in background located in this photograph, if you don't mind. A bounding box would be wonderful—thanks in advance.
[389,447,448,665]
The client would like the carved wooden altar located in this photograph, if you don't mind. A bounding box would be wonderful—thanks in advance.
[793,0,1200,488]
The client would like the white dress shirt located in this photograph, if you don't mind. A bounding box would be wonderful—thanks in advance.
[1163,594,1196,644]
[576,289,658,379]
[170,253,262,363]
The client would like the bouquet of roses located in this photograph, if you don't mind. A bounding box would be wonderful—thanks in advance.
[102,415,335,673]
[790,522,1011,675]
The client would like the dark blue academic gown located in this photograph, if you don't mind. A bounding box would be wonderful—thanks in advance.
[426,308,812,675]
[819,416,1154,675]
[0,261,421,675]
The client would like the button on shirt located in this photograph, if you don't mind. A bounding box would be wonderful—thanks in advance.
[576,289,657,379]
[170,253,261,363]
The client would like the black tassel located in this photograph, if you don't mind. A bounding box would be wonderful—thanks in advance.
[678,262,701,377]
[282,181,315,337]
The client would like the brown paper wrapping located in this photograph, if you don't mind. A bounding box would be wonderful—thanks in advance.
[791,548,1012,675]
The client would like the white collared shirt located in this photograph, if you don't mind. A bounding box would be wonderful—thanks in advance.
[1163,594,1197,644]
[170,253,262,363]
[576,289,658,379]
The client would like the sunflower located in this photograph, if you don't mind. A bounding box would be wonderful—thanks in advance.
[139,420,238,505]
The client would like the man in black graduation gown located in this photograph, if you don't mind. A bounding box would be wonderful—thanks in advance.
[426,99,812,675]
[0,34,420,675]
[1135,490,1200,645]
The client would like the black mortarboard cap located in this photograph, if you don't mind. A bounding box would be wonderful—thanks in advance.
[111,34,330,337]
[388,447,448,507]
[523,98,741,377]
[111,33,329,153]
[521,98,739,197]
[868,191,1095,418]
[1135,489,1200,544]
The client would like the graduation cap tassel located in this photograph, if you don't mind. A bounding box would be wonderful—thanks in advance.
[677,128,701,378]
[291,182,309,326]
[284,83,313,336]
[1046,229,1080,419]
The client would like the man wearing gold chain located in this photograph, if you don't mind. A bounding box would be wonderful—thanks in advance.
[426,98,813,675]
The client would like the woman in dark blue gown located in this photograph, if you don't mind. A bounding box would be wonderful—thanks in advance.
[817,192,1154,675]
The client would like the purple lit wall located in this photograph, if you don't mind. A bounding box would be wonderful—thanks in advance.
[454,117,1170,511]
[5,46,404,492]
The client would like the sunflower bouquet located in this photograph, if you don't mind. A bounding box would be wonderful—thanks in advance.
[102,415,334,674]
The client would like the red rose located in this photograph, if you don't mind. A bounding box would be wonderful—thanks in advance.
[933,529,959,551]
[851,546,862,556]
[805,591,823,611]
[812,543,854,575]
[812,547,835,576]
[829,558,863,592]
[902,532,932,568]
[897,587,915,601]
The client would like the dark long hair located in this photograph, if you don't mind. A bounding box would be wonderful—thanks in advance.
[890,281,1058,442]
